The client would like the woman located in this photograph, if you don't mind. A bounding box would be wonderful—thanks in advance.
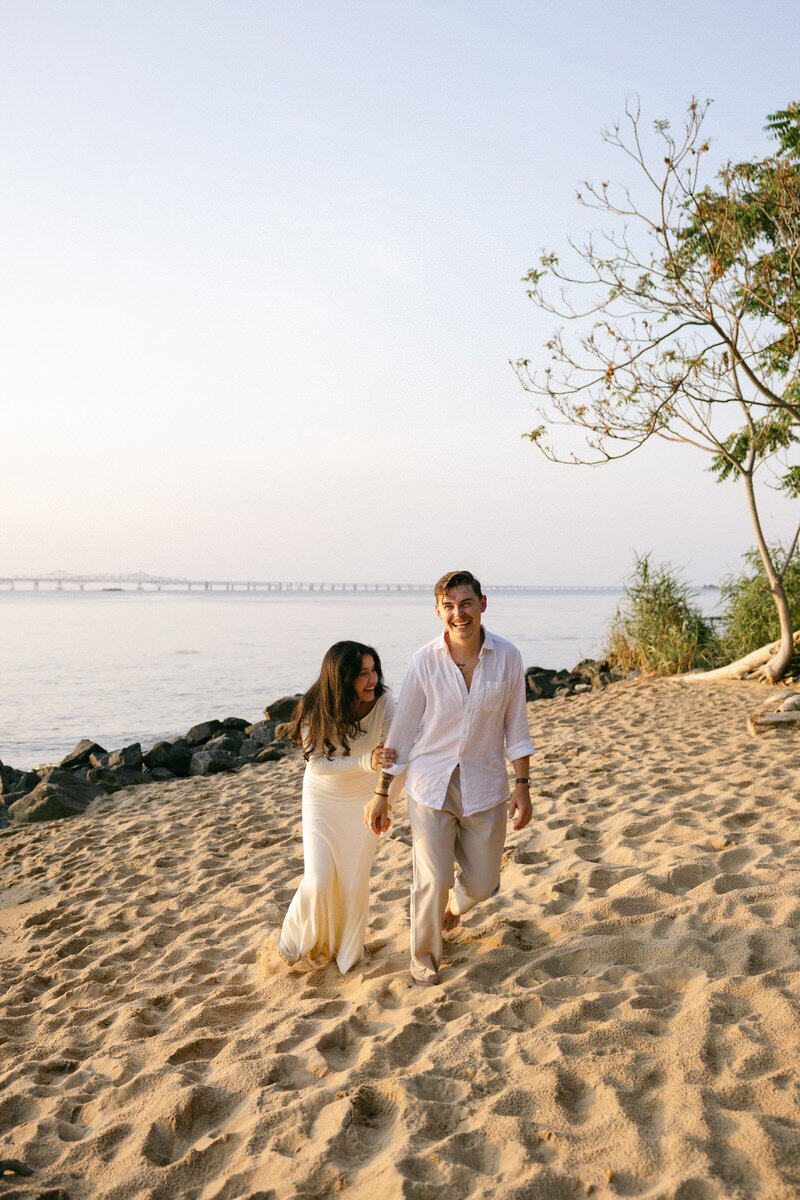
[277,641,400,974]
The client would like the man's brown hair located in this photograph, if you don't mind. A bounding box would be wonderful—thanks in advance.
[433,570,483,602]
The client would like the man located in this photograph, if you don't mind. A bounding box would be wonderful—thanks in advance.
[365,570,534,986]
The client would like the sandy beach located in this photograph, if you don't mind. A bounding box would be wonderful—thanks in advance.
[2,677,800,1200]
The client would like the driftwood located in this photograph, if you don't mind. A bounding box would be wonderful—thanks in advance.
[748,710,800,736]
[682,630,800,682]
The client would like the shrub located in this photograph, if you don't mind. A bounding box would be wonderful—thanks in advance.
[605,553,719,676]
[718,546,800,660]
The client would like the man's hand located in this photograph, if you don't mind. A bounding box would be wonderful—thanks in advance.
[364,792,392,835]
[508,783,532,831]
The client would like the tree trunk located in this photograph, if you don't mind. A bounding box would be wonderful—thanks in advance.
[683,630,800,681]
[761,578,796,681]
[741,468,795,682]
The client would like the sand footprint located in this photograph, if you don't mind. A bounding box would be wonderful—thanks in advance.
[325,1084,398,1167]
[480,1028,507,1062]
[380,1020,437,1070]
[315,1019,367,1072]
[439,1128,500,1175]
[553,1065,595,1124]
[167,1036,226,1066]
[404,1072,468,1104]
[140,1083,239,1167]
[261,1054,318,1091]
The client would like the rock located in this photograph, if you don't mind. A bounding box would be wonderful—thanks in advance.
[186,720,224,747]
[17,769,41,793]
[86,766,151,793]
[33,765,65,786]
[238,738,260,758]
[203,733,243,757]
[89,744,144,771]
[8,769,100,823]
[0,801,9,830]
[142,740,169,768]
[60,739,108,770]
[144,738,191,775]
[0,760,24,796]
[221,716,250,731]
[779,694,800,711]
[230,755,259,771]
[1,764,39,799]
[274,722,294,740]
[573,682,591,693]
[525,671,558,701]
[256,743,289,762]
[245,720,278,746]
[571,658,609,678]
[263,695,302,722]
[149,767,176,781]
[554,686,572,698]
[107,743,144,771]
[189,748,234,776]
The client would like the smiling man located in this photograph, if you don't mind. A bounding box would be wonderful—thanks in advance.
[365,570,535,986]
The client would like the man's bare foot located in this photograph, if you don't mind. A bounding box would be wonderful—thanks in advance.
[442,904,460,933]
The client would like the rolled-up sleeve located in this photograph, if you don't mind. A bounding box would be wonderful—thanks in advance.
[504,652,535,762]
[383,657,427,774]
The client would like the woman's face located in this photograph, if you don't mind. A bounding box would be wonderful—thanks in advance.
[352,654,378,706]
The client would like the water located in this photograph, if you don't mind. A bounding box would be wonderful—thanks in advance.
[0,588,622,768]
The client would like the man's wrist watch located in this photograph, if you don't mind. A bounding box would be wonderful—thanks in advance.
[514,776,530,786]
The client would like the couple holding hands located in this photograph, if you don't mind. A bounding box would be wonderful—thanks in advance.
[277,570,534,986]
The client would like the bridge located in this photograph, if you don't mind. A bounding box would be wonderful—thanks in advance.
[0,571,624,594]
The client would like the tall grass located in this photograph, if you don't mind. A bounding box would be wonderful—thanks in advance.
[605,553,719,676]
[718,546,800,660]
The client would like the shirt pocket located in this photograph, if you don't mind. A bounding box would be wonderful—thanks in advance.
[482,682,505,712]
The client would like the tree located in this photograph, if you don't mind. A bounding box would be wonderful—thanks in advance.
[515,100,800,681]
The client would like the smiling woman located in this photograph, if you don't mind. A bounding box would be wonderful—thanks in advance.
[287,640,387,760]
[352,654,380,711]
[274,640,402,975]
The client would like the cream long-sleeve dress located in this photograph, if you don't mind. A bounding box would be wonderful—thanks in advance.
[278,692,401,975]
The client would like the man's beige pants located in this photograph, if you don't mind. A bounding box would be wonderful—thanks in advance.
[407,767,508,984]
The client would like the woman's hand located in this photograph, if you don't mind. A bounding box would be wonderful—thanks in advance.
[364,792,392,835]
[370,742,398,772]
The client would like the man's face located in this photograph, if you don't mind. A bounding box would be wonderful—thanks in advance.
[435,584,487,640]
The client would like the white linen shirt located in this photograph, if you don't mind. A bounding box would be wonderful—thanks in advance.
[385,628,534,814]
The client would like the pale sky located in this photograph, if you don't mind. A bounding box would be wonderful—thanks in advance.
[2,0,799,586]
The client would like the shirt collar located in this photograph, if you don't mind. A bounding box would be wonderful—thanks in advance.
[435,627,495,653]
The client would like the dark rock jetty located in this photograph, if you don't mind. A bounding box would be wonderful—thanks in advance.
[1,661,618,828]
[525,658,621,700]
[0,694,303,828]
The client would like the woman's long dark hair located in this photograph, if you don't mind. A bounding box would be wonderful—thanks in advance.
[288,640,386,759]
